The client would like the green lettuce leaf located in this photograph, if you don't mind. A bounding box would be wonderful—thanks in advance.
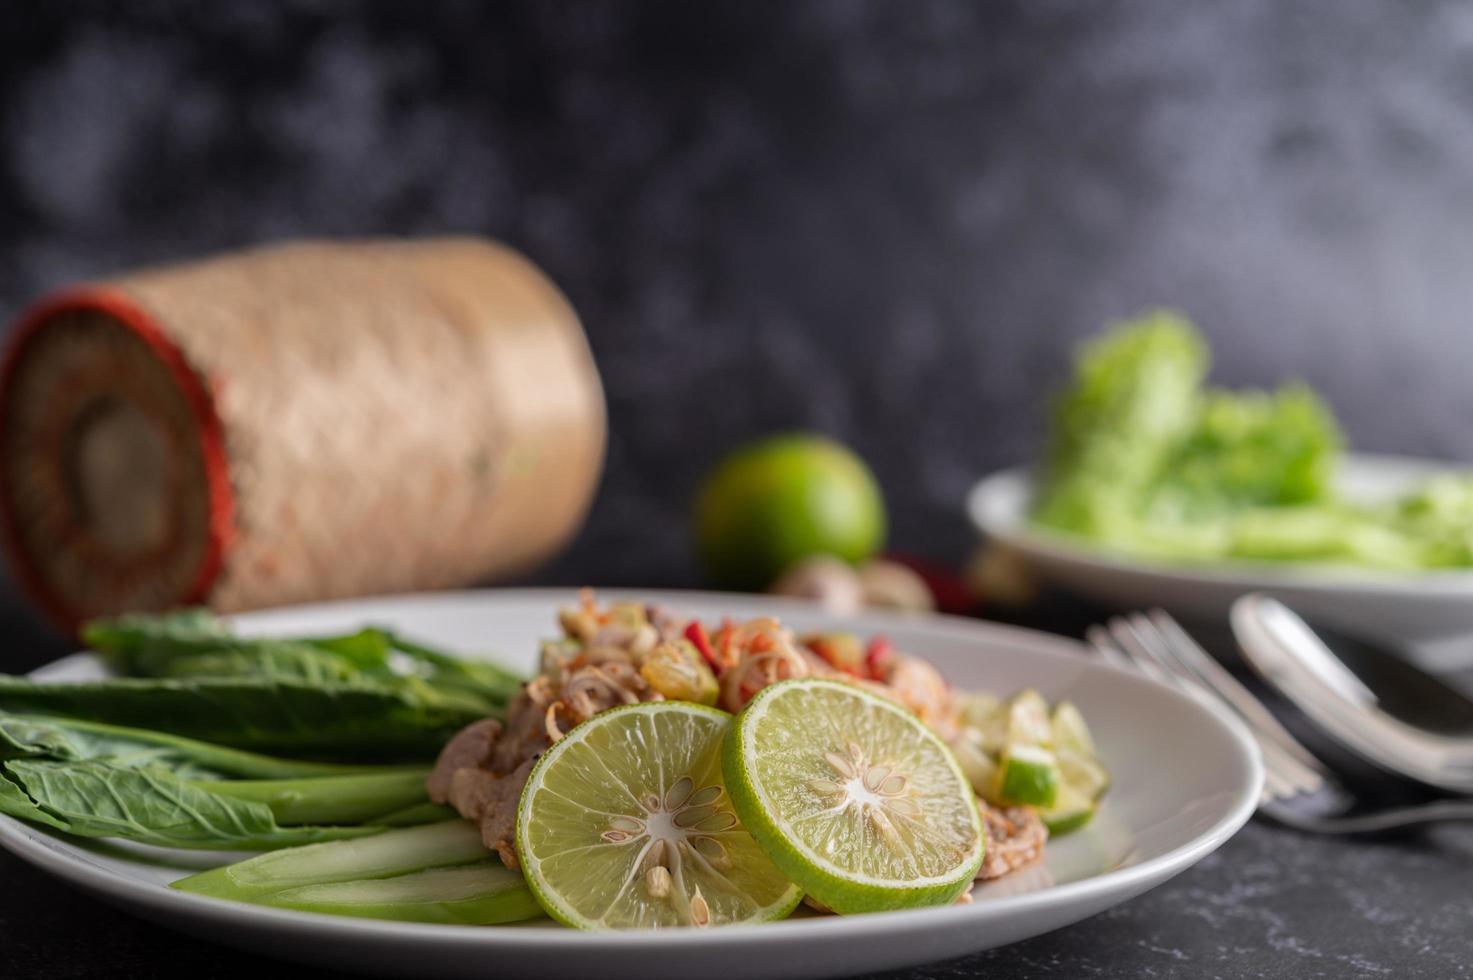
[1151,383,1341,519]
[1033,310,1208,538]
[82,611,519,712]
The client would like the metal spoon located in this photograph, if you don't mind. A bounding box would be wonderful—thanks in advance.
[1231,593,1473,794]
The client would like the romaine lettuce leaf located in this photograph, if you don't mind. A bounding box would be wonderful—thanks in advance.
[1034,310,1208,539]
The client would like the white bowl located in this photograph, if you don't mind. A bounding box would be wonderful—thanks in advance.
[968,454,1473,662]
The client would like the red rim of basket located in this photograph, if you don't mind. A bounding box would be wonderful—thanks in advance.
[0,287,236,633]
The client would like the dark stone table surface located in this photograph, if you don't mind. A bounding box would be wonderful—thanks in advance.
[2,591,1470,980]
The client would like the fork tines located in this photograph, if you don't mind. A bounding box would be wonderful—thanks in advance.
[1088,610,1335,806]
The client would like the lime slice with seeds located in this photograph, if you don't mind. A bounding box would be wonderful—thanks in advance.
[723,678,984,913]
[516,702,802,930]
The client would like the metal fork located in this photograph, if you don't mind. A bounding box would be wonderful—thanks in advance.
[1088,610,1473,834]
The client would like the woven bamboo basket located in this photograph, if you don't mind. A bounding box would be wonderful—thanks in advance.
[0,237,606,628]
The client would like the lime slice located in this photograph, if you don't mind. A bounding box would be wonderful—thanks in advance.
[1040,783,1095,836]
[996,743,1060,807]
[723,678,984,913]
[516,702,802,930]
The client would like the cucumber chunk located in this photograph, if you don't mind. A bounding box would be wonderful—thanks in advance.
[996,743,1060,807]
[1041,783,1096,835]
[1050,701,1096,757]
[1006,690,1053,747]
[1059,748,1111,802]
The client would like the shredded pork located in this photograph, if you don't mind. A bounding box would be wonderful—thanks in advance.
[427,590,1048,881]
[976,801,1049,880]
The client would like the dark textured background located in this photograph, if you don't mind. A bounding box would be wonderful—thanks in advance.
[3,3,1473,978]
[7,0,1473,601]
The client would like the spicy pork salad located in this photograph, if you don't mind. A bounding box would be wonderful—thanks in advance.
[0,595,1108,929]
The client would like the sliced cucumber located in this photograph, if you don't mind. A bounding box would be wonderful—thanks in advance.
[1040,783,1095,836]
[1050,701,1096,757]
[956,689,1110,815]
[1006,689,1053,747]
[996,743,1060,807]
[1059,748,1111,802]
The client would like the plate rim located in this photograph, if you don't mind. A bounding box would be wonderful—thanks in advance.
[0,587,1264,953]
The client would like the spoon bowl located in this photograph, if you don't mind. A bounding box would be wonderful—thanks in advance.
[1231,594,1473,794]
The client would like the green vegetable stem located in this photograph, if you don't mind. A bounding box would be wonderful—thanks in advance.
[172,821,544,925]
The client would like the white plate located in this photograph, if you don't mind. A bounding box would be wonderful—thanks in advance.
[969,453,1473,659]
[0,589,1260,980]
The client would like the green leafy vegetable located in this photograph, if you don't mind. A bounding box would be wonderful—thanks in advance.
[1385,475,1473,567]
[1035,310,1208,538]
[264,862,544,924]
[172,820,497,899]
[0,675,484,759]
[0,760,381,850]
[173,821,544,924]
[152,645,372,686]
[0,712,388,780]
[191,769,432,825]
[80,608,234,675]
[82,611,520,713]
[373,801,458,827]
[0,616,530,854]
[0,611,521,862]
[1032,311,1473,569]
[1157,384,1341,516]
[0,769,67,833]
[378,631,524,707]
[0,713,439,846]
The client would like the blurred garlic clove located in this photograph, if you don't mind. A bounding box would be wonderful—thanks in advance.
[857,559,936,612]
[966,543,1039,608]
[768,555,863,614]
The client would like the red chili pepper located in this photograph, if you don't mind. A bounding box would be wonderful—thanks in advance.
[865,635,895,680]
[685,621,722,674]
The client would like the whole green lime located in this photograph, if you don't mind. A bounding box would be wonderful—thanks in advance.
[694,434,887,590]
